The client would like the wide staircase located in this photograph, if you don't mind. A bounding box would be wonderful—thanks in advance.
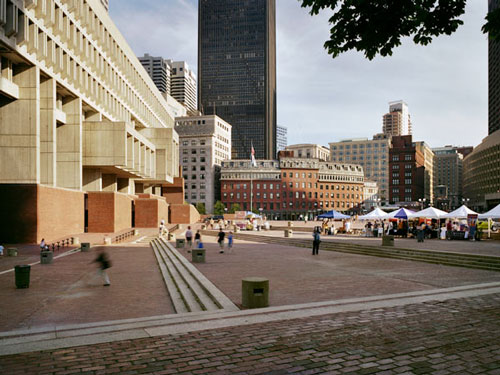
[202,230,500,272]
[150,237,239,314]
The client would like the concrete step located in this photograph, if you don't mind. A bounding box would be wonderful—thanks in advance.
[202,231,500,272]
[151,238,238,314]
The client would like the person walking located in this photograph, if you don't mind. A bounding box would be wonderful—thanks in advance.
[93,248,111,286]
[217,229,225,253]
[312,228,321,255]
[195,230,201,247]
[185,226,193,250]
[227,231,234,253]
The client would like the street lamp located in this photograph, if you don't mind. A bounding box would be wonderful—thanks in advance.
[418,198,427,210]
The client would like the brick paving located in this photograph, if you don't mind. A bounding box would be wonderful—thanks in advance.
[1,293,499,374]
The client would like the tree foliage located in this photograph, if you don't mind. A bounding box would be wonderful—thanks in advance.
[195,202,206,215]
[213,201,225,215]
[300,0,500,60]
[229,203,241,214]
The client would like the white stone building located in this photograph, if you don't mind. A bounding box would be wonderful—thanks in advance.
[285,144,330,161]
[169,60,197,113]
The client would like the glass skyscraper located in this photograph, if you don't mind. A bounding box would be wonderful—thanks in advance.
[198,0,277,160]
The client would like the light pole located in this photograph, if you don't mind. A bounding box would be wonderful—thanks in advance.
[462,198,470,207]
[418,198,426,210]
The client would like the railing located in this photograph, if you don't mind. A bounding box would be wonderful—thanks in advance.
[112,229,136,243]
[46,237,74,252]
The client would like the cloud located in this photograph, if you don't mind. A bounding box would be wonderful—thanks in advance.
[112,0,489,149]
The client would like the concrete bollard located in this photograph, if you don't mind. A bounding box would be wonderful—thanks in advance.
[7,248,18,257]
[176,238,185,248]
[40,251,53,264]
[191,248,206,263]
[104,237,112,245]
[382,235,395,247]
[72,237,80,246]
[81,243,91,252]
[284,229,293,238]
[242,277,269,308]
[134,229,139,236]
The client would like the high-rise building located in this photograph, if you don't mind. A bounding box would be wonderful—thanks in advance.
[139,54,171,94]
[383,101,412,136]
[415,141,435,204]
[329,134,391,202]
[277,125,288,153]
[285,144,330,161]
[433,146,464,210]
[489,0,500,135]
[198,0,277,160]
[176,115,231,213]
[168,61,198,113]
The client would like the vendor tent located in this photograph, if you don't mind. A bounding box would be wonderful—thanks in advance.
[357,208,387,220]
[317,210,351,220]
[442,205,478,219]
[409,207,448,219]
[386,208,415,219]
[479,203,500,219]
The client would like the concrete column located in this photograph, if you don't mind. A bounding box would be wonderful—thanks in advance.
[57,97,82,190]
[0,65,40,183]
[40,77,56,186]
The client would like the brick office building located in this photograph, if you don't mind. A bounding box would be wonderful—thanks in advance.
[221,152,365,220]
[389,136,426,208]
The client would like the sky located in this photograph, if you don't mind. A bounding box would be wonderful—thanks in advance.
[110,0,489,149]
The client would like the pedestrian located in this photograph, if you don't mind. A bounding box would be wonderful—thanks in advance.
[159,222,165,237]
[93,248,111,286]
[210,218,214,229]
[312,228,321,255]
[227,231,234,252]
[195,230,201,247]
[0,243,4,256]
[185,226,193,250]
[40,238,48,251]
[217,229,225,253]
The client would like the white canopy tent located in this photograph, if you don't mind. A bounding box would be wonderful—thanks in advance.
[409,207,448,219]
[478,203,500,219]
[441,205,479,219]
[357,208,387,220]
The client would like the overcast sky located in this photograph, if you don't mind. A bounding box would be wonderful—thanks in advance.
[110,0,489,149]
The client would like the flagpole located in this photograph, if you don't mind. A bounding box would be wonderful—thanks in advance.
[250,169,253,212]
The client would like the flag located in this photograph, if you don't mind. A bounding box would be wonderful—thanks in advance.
[251,144,257,167]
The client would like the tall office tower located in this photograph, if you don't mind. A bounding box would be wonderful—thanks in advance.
[198,0,277,160]
[489,0,500,135]
[168,61,198,113]
[276,125,288,152]
[383,101,412,136]
[139,54,171,94]
[100,0,109,11]
[433,146,464,210]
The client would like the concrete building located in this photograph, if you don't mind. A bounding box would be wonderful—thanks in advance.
[176,115,231,214]
[383,101,412,136]
[221,152,365,219]
[138,54,171,94]
[433,146,464,210]
[168,60,197,113]
[0,0,196,243]
[198,0,277,160]
[463,130,500,211]
[100,0,108,11]
[490,0,500,135]
[276,125,287,152]
[415,141,435,204]
[285,144,329,161]
[389,136,425,208]
[329,134,391,203]
[363,181,380,212]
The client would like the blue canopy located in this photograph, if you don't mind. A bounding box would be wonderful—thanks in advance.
[386,208,415,220]
[317,210,351,220]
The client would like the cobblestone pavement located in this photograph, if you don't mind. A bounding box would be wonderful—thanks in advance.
[1,293,499,374]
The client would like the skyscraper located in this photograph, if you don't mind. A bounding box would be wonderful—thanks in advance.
[198,0,277,160]
[383,101,412,136]
[489,0,500,135]
[276,125,288,152]
[168,61,198,113]
[139,54,171,94]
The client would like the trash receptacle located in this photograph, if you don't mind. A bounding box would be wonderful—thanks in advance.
[81,243,90,252]
[382,235,394,247]
[15,265,31,289]
[242,277,269,308]
[176,238,185,248]
[192,249,206,263]
[40,251,53,264]
[7,248,18,257]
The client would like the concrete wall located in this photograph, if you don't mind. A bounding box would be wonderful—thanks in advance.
[0,184,84,244]
[87,192,132,233]
[169,204,200,224]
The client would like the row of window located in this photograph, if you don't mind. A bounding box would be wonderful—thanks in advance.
[392,155,413,161]
[185,193,207,200]
[182,140,206,146]
[182,157,207,163]
[222,182,361,191]
[391,179,413,185]
[224,191,363,200]
[332,143,387,150]
[183,174,206,180]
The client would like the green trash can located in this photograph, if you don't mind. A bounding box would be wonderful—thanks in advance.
[15,265,31,289]
[81,243,90,252]
[40,251,53,264]
[382,235,395,247]
[176,239,185,248]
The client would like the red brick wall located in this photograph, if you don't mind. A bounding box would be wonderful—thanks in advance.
[87,192,132,233]
[0,184,84,244]
[169,204,200,224]
[163,177,184,205]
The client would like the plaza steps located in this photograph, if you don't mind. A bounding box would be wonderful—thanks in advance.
[151,237,239,314]
[202,231,500,272]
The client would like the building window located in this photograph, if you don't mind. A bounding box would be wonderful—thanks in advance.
[405,179,412,185]
[392,155,399,161]
[405,154,412,161]
[392,179,400,185]
[182,141,188,146]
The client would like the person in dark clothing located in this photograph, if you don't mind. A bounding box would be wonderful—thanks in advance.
[312,228,321,255]
[94,248,111,286]
[217,229,225,253]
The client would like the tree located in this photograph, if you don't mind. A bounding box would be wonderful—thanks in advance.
[195,202,206,215]
[300,0,500,60]
[229,203,241,214]
[214,201,225,215]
